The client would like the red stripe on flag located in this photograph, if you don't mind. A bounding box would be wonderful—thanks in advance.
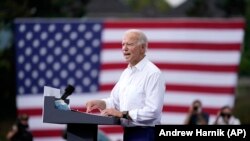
[103,42,241,51]
[99,126,124,134]
[104,19,245,29]
[99,84,114,91]
[18,108,42,116]
[157,63,238,72]
[166,84,235,94]
[31,126,124,137]
[101,63,238,72]
[100,63,127,70]
[163,105,219,115]
[32,129,63,137]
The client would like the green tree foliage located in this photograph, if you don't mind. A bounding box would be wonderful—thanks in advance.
[240,0,250,76]
[0,0,90,23]
[127,0,171,16]
[0,47,16,120]
[186,0,245,17]
[218,0,250,76]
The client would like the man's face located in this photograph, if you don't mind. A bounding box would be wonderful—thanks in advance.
[122,32,145,66]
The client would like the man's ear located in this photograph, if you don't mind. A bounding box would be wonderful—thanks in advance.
[141,44,146,53]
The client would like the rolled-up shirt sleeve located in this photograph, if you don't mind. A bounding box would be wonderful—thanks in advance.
[129,72,165,125]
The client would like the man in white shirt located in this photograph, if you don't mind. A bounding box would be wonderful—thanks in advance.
[85,29,166,141]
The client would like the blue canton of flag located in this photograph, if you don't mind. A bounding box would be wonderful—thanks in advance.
[15,20,103,95]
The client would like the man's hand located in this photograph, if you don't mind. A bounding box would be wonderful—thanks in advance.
[85,100,106,113]
[101,108,123,118]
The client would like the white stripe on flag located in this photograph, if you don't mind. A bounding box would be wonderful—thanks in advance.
[101,49,241,65]
[30,117,65,130]
[165,91,235,108]
[103,29,244,43]
[34,137,65,141]
[161,112,217,125]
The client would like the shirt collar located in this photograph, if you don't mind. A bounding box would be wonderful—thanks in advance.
[128,56,148,71]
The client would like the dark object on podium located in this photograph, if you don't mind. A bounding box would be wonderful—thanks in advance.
[43,96,120,141]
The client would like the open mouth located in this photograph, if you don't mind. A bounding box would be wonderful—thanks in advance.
[124,52,130,58]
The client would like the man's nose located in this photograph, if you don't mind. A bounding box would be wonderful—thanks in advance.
[122,44,128,51]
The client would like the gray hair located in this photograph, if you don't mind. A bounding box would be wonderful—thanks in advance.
[124,29,148,50]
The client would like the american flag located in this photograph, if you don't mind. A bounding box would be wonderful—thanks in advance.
[15,18,245,141]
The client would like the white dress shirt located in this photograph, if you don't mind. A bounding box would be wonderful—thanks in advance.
[103,57,166,126]
[215,116,241,125]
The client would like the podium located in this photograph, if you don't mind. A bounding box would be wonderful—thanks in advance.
[43,96,121,141]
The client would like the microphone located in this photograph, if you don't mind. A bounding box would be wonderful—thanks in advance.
[54,85,75,111]
[60,84,75,101]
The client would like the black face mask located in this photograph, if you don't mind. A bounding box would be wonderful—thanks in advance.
[17,121,29,131]
[220,113,231,118]
[193,106,198,111]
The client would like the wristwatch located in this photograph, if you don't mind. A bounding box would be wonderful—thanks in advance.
[122,111,129,119]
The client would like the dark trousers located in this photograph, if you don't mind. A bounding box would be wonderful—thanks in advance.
[123,126,155,141]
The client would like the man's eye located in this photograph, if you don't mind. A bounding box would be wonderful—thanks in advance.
[122,43,135,46]
[127,43,135,46]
